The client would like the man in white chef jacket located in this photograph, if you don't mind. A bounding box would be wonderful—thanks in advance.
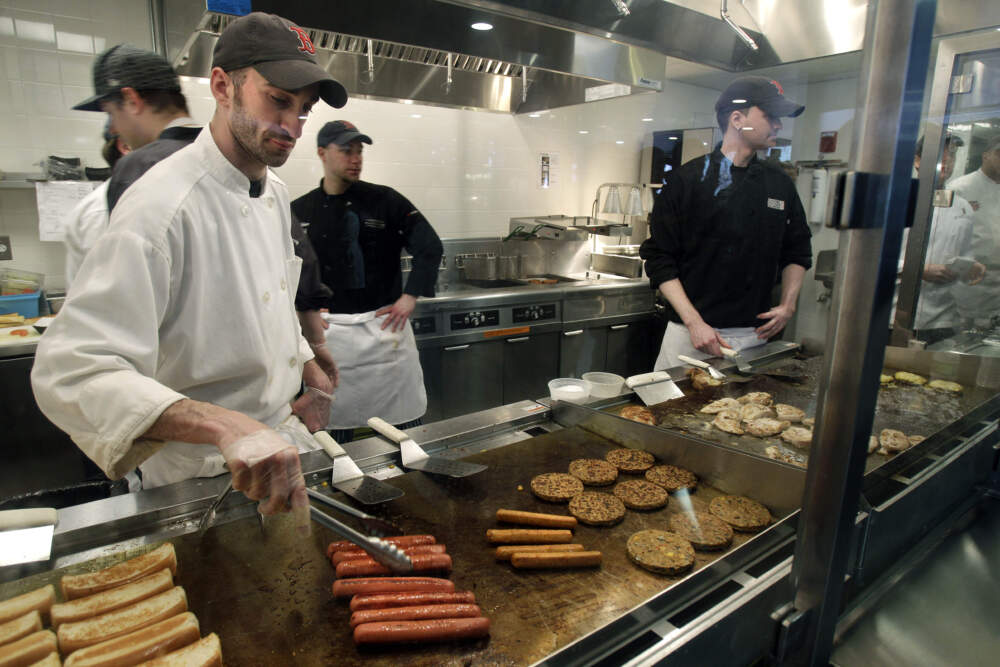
[31,12,346,522]
[949,134,1000,327]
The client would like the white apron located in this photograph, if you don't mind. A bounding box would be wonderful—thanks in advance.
[139,414,318,488]
[323,310,427,429]
[654,321,767,371]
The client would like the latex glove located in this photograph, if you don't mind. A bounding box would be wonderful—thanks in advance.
[217,429,309,533]
[308,342,340,388]
[967,262,986,286]
[292,385,333,433]
[376,294,416,332]
[922,264,957,284]
[687,320,729,357]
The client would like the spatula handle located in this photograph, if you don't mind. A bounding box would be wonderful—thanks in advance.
[677,354,710,369]
[625,371,670,389]
[367,417,410,444]
[313,430,346,459]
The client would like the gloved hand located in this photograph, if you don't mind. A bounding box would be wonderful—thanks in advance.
[292,385,334,433]
[217,428,309,533]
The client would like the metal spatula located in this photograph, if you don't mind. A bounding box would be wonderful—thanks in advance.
[625,371,685,405]
[305,488,401,537]
[313,431,404,505]
[367,418,487,478]
[677,354,726,381]
[0,508,58,566]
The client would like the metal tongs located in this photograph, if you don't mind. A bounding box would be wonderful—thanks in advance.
[677,354,726,381]
[306,489,413,573]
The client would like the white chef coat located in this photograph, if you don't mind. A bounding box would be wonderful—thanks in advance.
[949,169,1000,323]
[63,181,109,288]
[912,194,976,330]
[31,128,314,486]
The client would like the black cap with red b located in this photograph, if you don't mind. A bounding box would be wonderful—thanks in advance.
[212,12,347,108]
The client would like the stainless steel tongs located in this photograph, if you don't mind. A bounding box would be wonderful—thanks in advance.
[307,489,413,573]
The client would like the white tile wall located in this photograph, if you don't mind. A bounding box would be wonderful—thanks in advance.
[0,0,860,301]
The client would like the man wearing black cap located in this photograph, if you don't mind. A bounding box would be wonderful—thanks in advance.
[292,120,443,443]
[70,44,201,212]
[640,76,813,369]
[33,13,347,525]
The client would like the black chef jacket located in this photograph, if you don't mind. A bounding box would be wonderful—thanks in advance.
[640,148,812,329]
[291,180,443,314]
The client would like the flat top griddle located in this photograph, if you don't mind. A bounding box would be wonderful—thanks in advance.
[621,355,994,470]
[0,426,784,666]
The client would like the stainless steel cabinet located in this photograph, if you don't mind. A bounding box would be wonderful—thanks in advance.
[606,320,655,378]
[502,333,559,404]
[439,340,504,419]
[559,326,607,377]
[417,347,443,423]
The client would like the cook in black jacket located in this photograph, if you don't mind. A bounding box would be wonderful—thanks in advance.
[291,121,443,441]
[640,77,813,369]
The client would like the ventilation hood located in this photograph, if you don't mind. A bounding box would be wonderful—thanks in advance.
[165,0,978,114]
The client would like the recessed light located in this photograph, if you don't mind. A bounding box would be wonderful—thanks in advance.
[410,114,422,118]
[471,22,493,31]
[615,140,625,144]
[529,113,541,118]
[668,135,678,140]
[641,117,653,122]
[578,130,589,134]
[401,99,414,105]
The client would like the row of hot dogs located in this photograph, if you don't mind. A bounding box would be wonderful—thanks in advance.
[0,544,220,667]
[327,536,492,645]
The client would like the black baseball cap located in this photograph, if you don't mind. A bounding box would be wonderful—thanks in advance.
[72,44,181,112]
[715,76,804,119]
[212,12,347,109]
[318,121,373,148]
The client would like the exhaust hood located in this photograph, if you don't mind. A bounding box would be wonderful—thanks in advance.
[162,0,880,114]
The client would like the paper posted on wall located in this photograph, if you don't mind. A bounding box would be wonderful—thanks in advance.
[35,181,99,242]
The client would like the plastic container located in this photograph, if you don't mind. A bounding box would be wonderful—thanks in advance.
[0,291,41,318]
[548,378,590,403]
[582,372,626,398]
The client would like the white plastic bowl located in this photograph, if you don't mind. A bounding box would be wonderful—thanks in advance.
[548,378,590,403]
[582,372,626,398]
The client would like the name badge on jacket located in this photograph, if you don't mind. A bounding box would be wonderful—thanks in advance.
[363,218,386,230]
[767,198,785,211]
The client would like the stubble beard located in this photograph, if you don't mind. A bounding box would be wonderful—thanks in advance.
[230,92,293,169]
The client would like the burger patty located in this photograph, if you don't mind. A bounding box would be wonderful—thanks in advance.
[568,459,619,486]
[568,492,626,526]
[668,512,734,551]
[530,473,584,502]
[644,464,698,493]
[619,405,656,425]
[613,479,669,510]
[605,448,655,474]
[626,530,695,575]
[708,495,772,532]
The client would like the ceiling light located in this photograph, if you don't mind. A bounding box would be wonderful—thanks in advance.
[401,99,414,105]
[668,135,678,140]
[732,98,747,103]
[642,117,653,122]
[579,130,589,134]
[410,114,422,118]
[471,22,493,31]
[529,113,541,118]
[615,140,625,144]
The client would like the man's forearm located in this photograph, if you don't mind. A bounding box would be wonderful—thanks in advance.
[659,279,704,327]
[778,264,807,309]
[297,309,326,345]
[142,398,266,450]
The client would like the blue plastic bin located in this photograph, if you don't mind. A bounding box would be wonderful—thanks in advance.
[0,291,41,318]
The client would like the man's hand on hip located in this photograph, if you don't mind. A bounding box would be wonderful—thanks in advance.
[376,294,417,332]
[686,320,730,357]
[755,304,795,340]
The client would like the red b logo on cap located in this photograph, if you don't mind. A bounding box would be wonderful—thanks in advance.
[288,26,315,54]
[770,79,784,95]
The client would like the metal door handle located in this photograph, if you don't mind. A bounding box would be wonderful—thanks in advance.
[444,344,470,351]
[564,329,584,337]
[610,324,629,330]
[506,337,530,343]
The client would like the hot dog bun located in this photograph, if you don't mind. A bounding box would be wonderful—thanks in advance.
[135,633,221,667]
[0,586,55,625]
[0,611,42,648]
[51,570,174,629]
[27,652,60,666]
[0,629,57,666]
[61,544,176,601]
[62,612,199,667]
[58,587,188,654]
